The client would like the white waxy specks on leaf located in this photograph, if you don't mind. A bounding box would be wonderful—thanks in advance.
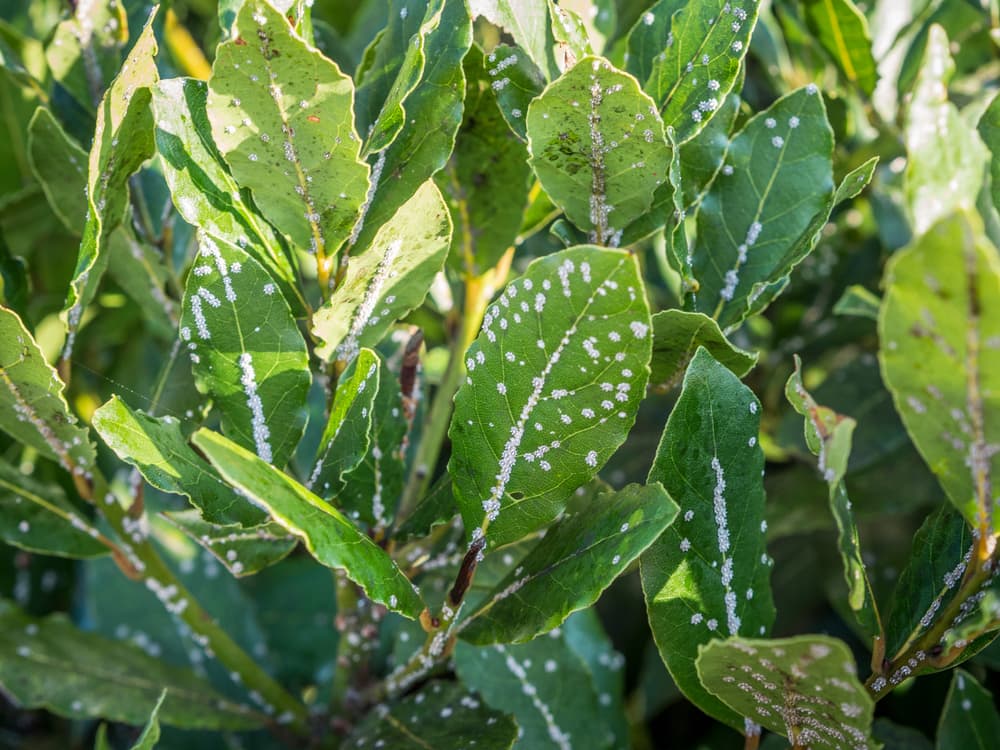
[336,239,403,362]
[238,352,272,463]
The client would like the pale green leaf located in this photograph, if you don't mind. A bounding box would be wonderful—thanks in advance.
[469,0,559,81]
[905,25,988,236]
[785,357,883,642]
[130,690,166,750]
[691,86,834,330]
[650,309,756,391]
[804,0,878,95]
[0,600,262,730]
[460,483,677,644]
[106,229,177,339]
[92,395,266,527]
[696,635,876,749]
[306,348,380,498]
[151,77,300,301]
[162,510,295,577]
[344,680,518,750]
[43,0,126,111]
[879,213,1000,536]
[641,348,774,730]
[440,44,532,276]
[62,12,159,361]
[637,0,758,145]
[488,44,546,143]
[312,180,450,362]
[207,0,369,259]
[192,428,425,618]
[180,233,311,469]
[0,459,109,558]
[0,306,96,476]
[526,56,670,245]
[937,670,1000,750]
[26,107,88,235]
[449,246,652,547]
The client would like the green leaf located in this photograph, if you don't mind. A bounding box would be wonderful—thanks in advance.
[641,348,774,730]
[440,44,532,276]
[312,180,450,362]
[192,428,424,618]
[0,459,109,558]
[690,86,834,330]
[454,631,615,750]
[978,91,1000,219]
[696,635,876,749]
[835,156,879,204]
[307,348,380,498]
[804,0,878,95]
[460,483,677,644]
[336,353,406,531]
[526,56,670,245]
[151,77,299,301]
[636,0,758,145]
[105,228,177,340]
[937,670,1000,750]
[0,306,96,476]
[0,600,261,730]
[677,89,742,210]
[43,0,126,112]
[785,357,883,643]
[905,25,988,236]
[353,0,441,156]
[162,510,295,577]
[449,245,652,548]
[26,107,88,235]
[180,233,311,469]
[394,474,456,542]
[469,0,559,82]
[207,0,368,259]
[345,0,471,256]
[834,284,881,320]
[650,310,757,391]
[345,680,518,750]
[63,12,158,361]
[92,395,266,526]
[488,44,546,143]
[131,690,166,750]
[879,213,1000,536]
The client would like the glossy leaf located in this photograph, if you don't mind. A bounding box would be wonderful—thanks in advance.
[345,680,517,750]
[0,459,108,558]
[354,0,441,156]
[92,395,266,526]
[938,670,1000,750]
[449,246,652,547]
[696,635,876,750]
[804,0,878,95]
[526,56,670,246]
[192,428,424,618]
[26,107,88,235]
[641,348,774,730]
[488,44,546,142]
[163,510,296,577]
[461,483,677,644]
[904,25,988,236]
[151,77,298,298]
[650,310,756,391]
[691,86,834,329]
[637,0,758,144]
[785,357,882,642]
[207,0,368,260]
[879,214,1000,536]
[440,45,532,276]
[180,233,311,469]
[62,12,159,361]
[469,0,559,81]
[454,631,615,750]
[312,180,450,363]
[0,600,261,730]
[0,307,96,476]
[307,348,380,498]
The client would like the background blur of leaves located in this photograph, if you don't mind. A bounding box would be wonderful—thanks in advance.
[2,0,1000,748]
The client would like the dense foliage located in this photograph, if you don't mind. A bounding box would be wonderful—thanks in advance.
[1,0,1000,748]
